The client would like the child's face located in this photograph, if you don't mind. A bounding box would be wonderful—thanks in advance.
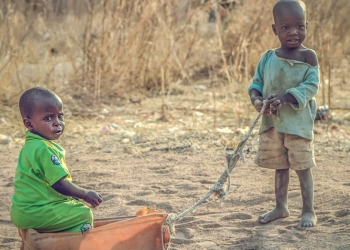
[24,96,65,140]
[272,6,307,50]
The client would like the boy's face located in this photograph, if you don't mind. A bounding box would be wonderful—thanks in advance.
[272,6,307,50]
[24,96,65,140]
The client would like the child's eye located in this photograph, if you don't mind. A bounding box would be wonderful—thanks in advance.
[44,116,52,122]
[58,114,64,121]
[281,26,287,30]
[297,25,305,29]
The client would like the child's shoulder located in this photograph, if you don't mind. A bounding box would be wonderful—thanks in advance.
[258,49,276,63]
[301,48,318,67]
[261,49,275,56]
[24,137,59,151]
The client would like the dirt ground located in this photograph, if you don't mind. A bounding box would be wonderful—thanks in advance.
[0,84,350,250]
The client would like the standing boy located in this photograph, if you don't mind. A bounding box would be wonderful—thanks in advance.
[248,0,319,227]
[11,87,103,233]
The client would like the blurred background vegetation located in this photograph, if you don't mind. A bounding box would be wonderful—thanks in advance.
[0,0,349,111]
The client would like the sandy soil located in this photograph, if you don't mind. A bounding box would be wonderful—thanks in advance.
[1,84,350,250]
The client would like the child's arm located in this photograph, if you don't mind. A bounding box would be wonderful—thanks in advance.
[249,89,265,112]
[267,50,319,110]
[248,50,275,114]
[52,178,103,208]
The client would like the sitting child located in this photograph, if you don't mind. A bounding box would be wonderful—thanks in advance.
[10,87,103,233]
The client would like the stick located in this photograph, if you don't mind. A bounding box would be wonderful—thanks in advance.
[170,102,268,223]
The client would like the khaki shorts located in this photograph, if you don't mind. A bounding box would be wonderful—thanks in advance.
[255,128,315,171]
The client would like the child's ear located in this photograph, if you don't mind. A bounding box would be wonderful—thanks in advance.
[23,118,33,130]
[272,24,277,35]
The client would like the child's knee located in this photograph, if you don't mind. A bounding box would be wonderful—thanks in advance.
[78,205,93,222]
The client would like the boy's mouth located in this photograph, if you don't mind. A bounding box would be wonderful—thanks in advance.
[53,130,62,135]
[287,38,299,44]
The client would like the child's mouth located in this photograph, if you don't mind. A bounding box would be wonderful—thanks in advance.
[287,39,299,44]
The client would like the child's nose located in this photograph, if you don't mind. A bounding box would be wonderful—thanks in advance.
[289,27,298,35]
[53,118,62,126]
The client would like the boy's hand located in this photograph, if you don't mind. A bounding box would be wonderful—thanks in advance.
[266,93,297,111]
[84,191,103,208]
[52,178,103,208]
[266,94,286,110]
[251,96,265,113]
[251,96,271,114]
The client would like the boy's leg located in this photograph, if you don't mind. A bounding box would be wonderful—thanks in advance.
[295,168,317,227]
[259,169,290,224]
[36,199,93,233]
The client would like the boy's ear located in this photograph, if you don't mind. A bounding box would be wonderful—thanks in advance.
[23,118,33,130]
[272,24,277,35]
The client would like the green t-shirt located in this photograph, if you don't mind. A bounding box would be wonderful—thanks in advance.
[248,49,319,140]
[11,131,72,227]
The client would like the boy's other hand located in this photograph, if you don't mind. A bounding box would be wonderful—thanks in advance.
[266,94,285,109]
[266,93,297,110]
[84,191,103,208]
[251,96,271,114]
[251,96,264,113]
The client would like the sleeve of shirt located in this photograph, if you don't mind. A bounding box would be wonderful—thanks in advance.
[286,66,319,110]
[34,145,69,186]
[248,50,272,95]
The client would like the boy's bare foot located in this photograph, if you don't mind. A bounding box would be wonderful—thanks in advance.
[258,207,290,224]
[298,211,317,228]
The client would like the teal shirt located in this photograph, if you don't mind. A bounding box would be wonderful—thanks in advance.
[11,131,73,229]
[248,49,319,140]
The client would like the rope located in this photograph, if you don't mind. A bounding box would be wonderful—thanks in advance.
[165,102,268,234]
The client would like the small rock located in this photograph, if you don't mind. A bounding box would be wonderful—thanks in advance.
[42,32,51,41]
[122,130,136,137]
[216,127,233,134]
[194,85,207,90]
[0,134,12,145]
[168,127,179,132]
[124,146,136,154]
[175,228,195,240]
[95,115,105,120]
[0,118,8,124]
[100,108,109,115]
[122,138,130,143]
[110,123,121,129]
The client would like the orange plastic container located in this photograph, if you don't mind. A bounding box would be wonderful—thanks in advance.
[18,213,170,250]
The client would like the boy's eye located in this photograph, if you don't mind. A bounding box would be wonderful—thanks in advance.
[44,116,52,121]
[297,25,305,29]
[59,114,64,121]
[281,26,287,30]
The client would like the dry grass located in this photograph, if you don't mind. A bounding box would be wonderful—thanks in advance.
[0,0,349,112]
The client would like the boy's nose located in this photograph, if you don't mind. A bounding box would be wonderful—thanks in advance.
[289,27,298,35]
[53,118,62,126]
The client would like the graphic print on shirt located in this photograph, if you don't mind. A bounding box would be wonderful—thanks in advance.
[51,155,61,165]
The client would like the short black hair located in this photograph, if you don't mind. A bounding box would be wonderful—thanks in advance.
[19,87,58,118]
[273,0,306,22]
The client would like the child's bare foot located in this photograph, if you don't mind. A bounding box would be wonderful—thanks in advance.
[298,211,317,228]
[258,207,290,224]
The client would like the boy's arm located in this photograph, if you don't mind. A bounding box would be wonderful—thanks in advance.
[249,89,264,113]
[268,50,319,110]
[286,65,319,110]
[248,50,273,113]
[52,178,102,208]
